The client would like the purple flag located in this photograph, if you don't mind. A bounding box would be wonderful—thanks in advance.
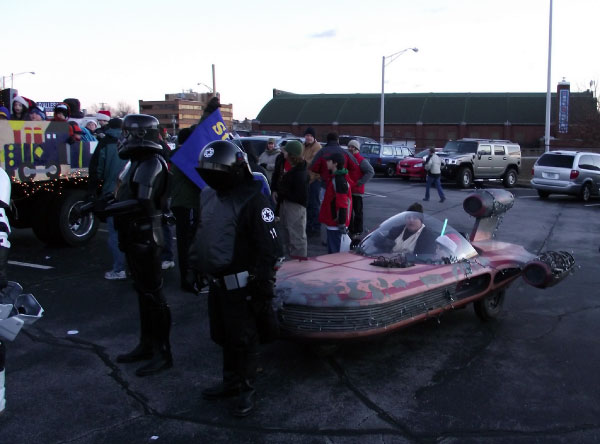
[170,109,230,189]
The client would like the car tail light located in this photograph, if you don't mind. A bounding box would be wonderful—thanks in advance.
[570,170,579,179]
[377,158,382,164]
[531,166,534,175]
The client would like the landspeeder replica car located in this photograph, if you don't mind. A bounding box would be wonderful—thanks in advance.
[274,189,574,341]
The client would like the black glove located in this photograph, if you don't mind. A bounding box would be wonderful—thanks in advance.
[247,277,275,300]
[204,97,221,115]
[338,224,349,235]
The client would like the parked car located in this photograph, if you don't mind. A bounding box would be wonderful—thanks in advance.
[396,148,443,180]
[274,189,574,342]
[530,150,600,201]
[439,139,521,188]
[361,143,413,177]
[237,135,302,158]
[338,135,377,150]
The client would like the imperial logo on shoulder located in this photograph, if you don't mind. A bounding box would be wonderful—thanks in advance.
[261,208,275,222]
[203,147,215,158]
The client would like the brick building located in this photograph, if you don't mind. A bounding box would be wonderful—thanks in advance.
[254,85,598,150]
[139,91,233,135]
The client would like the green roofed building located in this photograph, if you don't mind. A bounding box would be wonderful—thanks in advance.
[255,86,599,150]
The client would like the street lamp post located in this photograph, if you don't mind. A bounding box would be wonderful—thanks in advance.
[380,48,418,146]
[544,0,553,153]
[0,71,35,89]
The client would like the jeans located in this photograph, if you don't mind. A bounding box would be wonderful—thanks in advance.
[326,229,343,254]
[425,174,445,200]
[306,179,322,233]
[107,217,125,272]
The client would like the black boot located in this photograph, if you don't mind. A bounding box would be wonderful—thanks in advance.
[230,381,256,417]
[135,305,173,377]
[202,349,241,399]
[117,294,153,363]
[229,350,258,417]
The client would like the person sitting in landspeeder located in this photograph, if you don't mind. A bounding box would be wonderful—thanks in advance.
[371,202,438,255]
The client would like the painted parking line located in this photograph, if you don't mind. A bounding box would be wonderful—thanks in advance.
[364,192,388,198]
[584,203,600,207]
[8,260,53,270]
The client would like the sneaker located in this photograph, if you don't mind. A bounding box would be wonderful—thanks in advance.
[105,270,126,280]
[161,261,175,270]
[423,198,429,201]
[440,197,446,203]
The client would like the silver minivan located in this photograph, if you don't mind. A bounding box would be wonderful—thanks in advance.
[530,151,600,201]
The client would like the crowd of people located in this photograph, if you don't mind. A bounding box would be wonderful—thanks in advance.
[0,93,114,145]
[0,93,384,418]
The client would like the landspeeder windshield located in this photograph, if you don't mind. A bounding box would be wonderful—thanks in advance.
[355,212,478,264]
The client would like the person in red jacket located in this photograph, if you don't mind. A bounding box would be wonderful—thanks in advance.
[310,132,359,187]
[347,140,374,243]
[319,152,352,253]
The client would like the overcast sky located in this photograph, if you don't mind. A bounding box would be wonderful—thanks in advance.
[3,0,598,120]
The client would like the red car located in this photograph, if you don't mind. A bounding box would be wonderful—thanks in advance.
[274,189,574,342]
[396,148,442,180]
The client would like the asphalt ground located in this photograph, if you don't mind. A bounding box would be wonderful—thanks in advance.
[1,177,599,443]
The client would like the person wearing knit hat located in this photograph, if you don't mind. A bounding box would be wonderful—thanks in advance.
[79,118,98,142]
[25,107,46,121]
[11,96,29,120]
[276,139,309,259]
[388,202,438,255]
[257,137,281,183]
[0,107,9,120]
[346,139,374,245]
[320,150,352,253]
[108,117,123,129]
[283,140,303,158]
[302,127,322,235]
[53,103,70,121]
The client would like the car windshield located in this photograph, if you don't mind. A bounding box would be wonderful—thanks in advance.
[355,211,478,265]
[361,144,380,155]
[443,141,477,154]
[414,149,430,158]
[537,153,575,168]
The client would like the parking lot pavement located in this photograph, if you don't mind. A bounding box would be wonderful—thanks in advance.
[1,178,599,443]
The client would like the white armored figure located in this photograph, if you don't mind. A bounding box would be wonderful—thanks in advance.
[0,168,43,414]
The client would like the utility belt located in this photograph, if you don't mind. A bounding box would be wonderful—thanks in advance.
[212,271,250,291]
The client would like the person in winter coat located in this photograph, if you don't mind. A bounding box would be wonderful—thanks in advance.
[257,138,280,183]
[347,139,374,242]
[423,147,445,203]
[302,127,322,235]
[310,132,359,188]
[93,118,128,280]
[79,118,98,142]
[276,140,308,259]
[170,127,201,293]
[319,152,352,254]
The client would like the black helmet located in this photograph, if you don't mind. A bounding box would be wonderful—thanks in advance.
[196,139,250,190]
[118,114,162,159]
